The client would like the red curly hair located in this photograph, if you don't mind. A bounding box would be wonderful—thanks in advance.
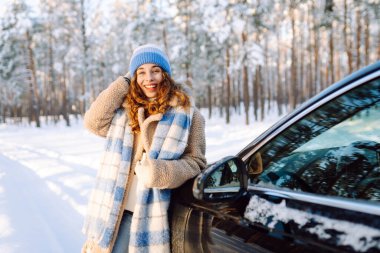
[122,71,191,133]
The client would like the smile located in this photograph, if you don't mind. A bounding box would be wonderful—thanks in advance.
[144,84,157,88]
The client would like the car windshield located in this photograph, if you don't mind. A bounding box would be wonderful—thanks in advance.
[248,77,380,202]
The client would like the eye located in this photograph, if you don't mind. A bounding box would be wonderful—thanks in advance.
[137,71,145,76]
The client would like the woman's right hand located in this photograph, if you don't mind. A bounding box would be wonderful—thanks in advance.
[123,72,131,85]
[84,76,130,137]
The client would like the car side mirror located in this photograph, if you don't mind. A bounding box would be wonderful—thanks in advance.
[193,156,247,202]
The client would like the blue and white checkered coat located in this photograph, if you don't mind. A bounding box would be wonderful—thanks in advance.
[82,104,193,253]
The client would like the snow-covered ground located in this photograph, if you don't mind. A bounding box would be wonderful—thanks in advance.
[0,109,281,253]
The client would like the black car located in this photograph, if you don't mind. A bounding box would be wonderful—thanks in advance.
[169,61,380,253]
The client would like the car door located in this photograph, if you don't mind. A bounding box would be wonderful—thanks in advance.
[238,68,380,252]
[171,64,380,253]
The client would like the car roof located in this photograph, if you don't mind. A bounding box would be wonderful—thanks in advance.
[238,61,380,159]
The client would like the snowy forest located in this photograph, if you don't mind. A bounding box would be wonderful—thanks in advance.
[0,0,379,127]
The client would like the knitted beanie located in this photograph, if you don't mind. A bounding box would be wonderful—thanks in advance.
[129,44,172,77]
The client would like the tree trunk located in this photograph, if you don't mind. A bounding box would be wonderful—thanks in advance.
[325,63,329,89]
[364,9,370,66]
[312,2,320,93]
[1,104,6,123]
[307,3,313,99]
[265,35,271,116]
[225,47,231,124]
[237,74,242,115]
[356,8,362,70]
[61,60,70,126]
[325,0,334,86]
[276,22,283,116]
[378,22,380,61]
[219,84,224,118]
[234,48,241,114]
[48,24,56,123]
[259,67,265,121]
[184,0,192,87]
[42,65,49,125]
[242,32,250,125]
[26,30,41,127]
[12,106,17,123]
[232,77,237,113]
[344,0,353,73]
[329,28,335,84]
[80,0,89,114]
[207,85,212,119]
[300,14,306,103]
[289,4,297,110]
[253,66,259,121]
[162,24,168,53]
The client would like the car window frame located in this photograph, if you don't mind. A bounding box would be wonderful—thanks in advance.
[240,70,380,163]
[238,70,380,215]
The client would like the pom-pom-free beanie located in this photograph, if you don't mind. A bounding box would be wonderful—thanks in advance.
[129,44,171,76]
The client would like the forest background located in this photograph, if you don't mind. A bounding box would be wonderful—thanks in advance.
[1,0,379,127]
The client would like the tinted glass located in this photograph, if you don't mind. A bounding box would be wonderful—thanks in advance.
[247,78,380,202]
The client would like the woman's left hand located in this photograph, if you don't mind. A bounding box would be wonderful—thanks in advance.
[134,154,157,188]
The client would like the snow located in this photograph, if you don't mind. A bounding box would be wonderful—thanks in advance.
[0,120,102,253]
[0,109,279,253]
[244,195,380,252]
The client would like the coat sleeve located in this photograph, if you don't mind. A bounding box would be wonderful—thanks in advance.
[83,76,129,137]
[135,109,207,189]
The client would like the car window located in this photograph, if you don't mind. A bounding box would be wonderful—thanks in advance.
[247,77,380,202]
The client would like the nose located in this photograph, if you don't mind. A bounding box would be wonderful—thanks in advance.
[145,71,154,81]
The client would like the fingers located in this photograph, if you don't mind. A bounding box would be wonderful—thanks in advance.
[123,72,131,85]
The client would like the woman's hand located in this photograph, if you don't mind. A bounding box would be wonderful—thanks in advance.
[134,154,157,188]
[123,72,131,85]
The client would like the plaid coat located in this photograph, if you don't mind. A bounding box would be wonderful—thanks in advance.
[81,77,207,253]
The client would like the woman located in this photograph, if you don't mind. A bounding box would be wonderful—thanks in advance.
[81,44,207,253]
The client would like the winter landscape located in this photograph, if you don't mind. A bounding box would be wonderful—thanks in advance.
[0,109,282,253]
[1,0,379,252]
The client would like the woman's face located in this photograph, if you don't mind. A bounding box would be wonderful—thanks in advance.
[136,63,164,98]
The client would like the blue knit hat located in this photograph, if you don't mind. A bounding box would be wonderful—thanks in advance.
[129,44,172,77]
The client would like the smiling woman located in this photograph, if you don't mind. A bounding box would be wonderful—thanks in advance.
[135,64,163,98]
[81,44,207,253]
[123,45,191,134]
